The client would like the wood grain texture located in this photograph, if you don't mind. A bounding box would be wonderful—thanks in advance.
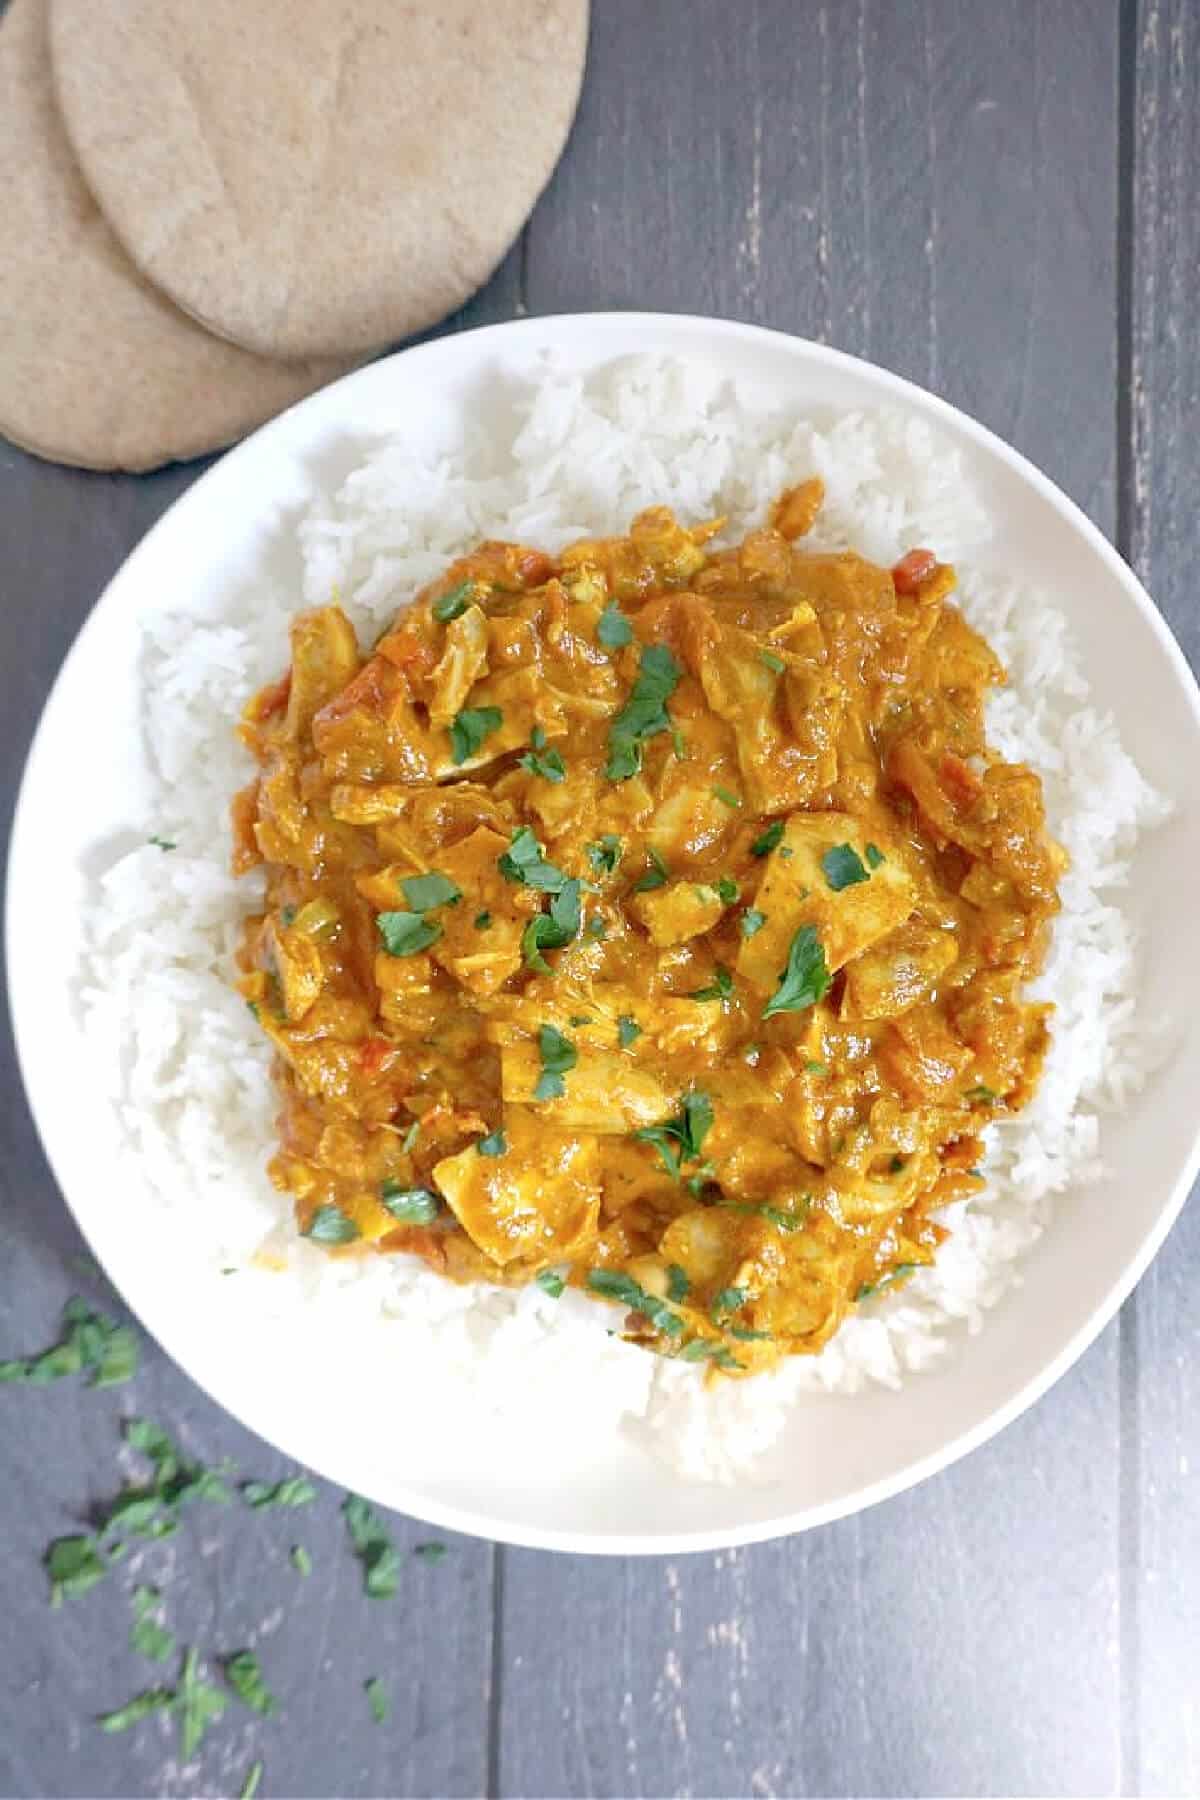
[1123,2,1200,1794]
[504,5,1126,1797]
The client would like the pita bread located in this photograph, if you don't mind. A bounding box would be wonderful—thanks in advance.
[50,0,589,360]
[0,0,352,471]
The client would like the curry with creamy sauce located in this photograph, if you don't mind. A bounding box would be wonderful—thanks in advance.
[233,480,1064,1375]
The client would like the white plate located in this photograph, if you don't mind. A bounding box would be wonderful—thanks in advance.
[8,314,1200,1553]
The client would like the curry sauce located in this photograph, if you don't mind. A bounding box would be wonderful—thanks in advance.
[233,482,1064,1375]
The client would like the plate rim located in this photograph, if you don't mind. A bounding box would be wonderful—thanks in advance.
[8,310,1200,1554]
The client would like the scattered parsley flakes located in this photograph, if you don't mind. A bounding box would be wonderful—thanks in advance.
[585,1270,685,1338]
[666,1264,690,1303]
[805,1059,828,1075]
[498,826,569,892]
[750,819,785,857]
[291,1545,312,1577]
[177,1647,228,1758]
[586,914,607,939]
[0,1297,138,1390]
[240,1476,317,1509]
[522,878,582,973]
[46,1535,108,1606]
[596,600,633,648]
[129,1588,174,1663]
[97,1687,175,1734]
[762,925,831,1019]
[224,1650,278,1718]
[477,1129,507,1157]
[712,784,741,809]
[303,1204,360,1245]
[759,648,786,674]
[534,1024,577,1101]
[689,965,734,1003]
[400,1119,421,1153]
[680,1339,743,1370]
[400,872,461,912]
[633,848,670,892]
[365,1676,389,1724]
[606,644,681,780]
[519,725,567,783]
[432,579,475,623]
[240,1761,264,1800]
[857,1263,919,1302]
[617,1015,641,1048]
[449,705,503,766]
[965,1083,998,1105]
[865,842,886,869]
[741,908,766,939]
[379,1182,440,1225]
[586,834,623,876]
[716,875,740,903]
[632,1090,714,1180]
[376,910,441,957]
[536,1268,566,1299]
[710,1285,747,1325]
[147,835,177,852]
[821,842,870,890]
[343,1495,402,1601]
[473,910,492,930]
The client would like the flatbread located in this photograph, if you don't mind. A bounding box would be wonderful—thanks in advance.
[49,0,589,361]
[0,0,353,471]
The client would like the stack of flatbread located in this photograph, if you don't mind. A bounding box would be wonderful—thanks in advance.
[0,0,587,469]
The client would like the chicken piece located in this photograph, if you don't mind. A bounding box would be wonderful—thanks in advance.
[427,604,490,725]
[499,1038,671,1132]
[840,915,959,1021]
[683,607,826,813]
[283,607,361,740]
[737,812,915,990]
[433,1110,601,1268]
[629,879,727,948]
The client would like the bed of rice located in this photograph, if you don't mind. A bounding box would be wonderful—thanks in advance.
[79,357,1169,1483]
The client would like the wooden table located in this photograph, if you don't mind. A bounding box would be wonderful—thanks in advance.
[2,4,1197,1795]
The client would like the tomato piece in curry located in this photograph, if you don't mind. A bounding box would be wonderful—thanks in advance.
[233,481,1064,1376]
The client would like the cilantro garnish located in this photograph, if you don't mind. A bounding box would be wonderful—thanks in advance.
[712,784,742,809]
[710,1285,747,1324]
[224,1650,278,1718]
[741,908,766,939]
[147,835,177,852]
[606,644,681,780]
[366,1676,389,1725]
[750,820,785,857]
[865,843,885,869]
[666,1264,690,1303]
[130,1587,174,1663]
[46,1535,107,1606]
[432,579,475,623]
[597,600,633,648]
[498,826,569,892]
[716,875,740,904]
[178,1648,228,1757]
[585,1270,686,1337]
[762,925,831,1019]
[536,1268,566,1299]
[534,1024,577,1101]
[680,1340,743,1370]
[303,1203,359,1245]
[449,705,502,766]
[97,1687,175,1735]
[0,1296,137,1390]
[821,843,870,890]
[377,911,441,957]
[759,648,786,674]
[291,1546,312,1577]
[965,1083,998,1105]
[519,725,567,783]
[343,1495,402,1600]
[400,872,461,912]
[241,1762,264,1800]
[379,1182,440,1225]
[632,1090,714,1180]
[477,1129,507,1157]
[474,911,492,929]
[689,965,734,1003]
[857,1263,919,1302]
[413,1541,448,1563]
[522,879,582,973]
[633,848,670,892]
[617,1015,641,1048]
[586,834,623,876]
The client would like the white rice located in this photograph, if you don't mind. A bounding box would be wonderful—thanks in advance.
[79,356,1170,1484]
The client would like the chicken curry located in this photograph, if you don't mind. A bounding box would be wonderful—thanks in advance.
[233,481,1064,1376]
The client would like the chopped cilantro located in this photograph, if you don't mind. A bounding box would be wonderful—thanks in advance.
[498,826,569,892]
[303,1204,360,1245]
[400,872,461,912]
[224,1650,277,1718]
[586,914,607,939]
[413,1541,448,1563]
[712,784,742,809]
[519,726,567,783]
[632,1090,714,1179]
[343,1495,402,1600]
[716,875,740,904]
[821,843,870,890]
[147,835,177,852]
[129,1588,174,1664]
[449,705,503,767]
[240,1475,317,1510]
[889,1155,907,1173]
[805,1059,828,1075]
[477,1129,507,1157]
[474,910,492,929]
[366,1676,389,1724]
[750,819,785,857]
[762,925,831,1019]
[857,1263,919,1302]
[291,1545,312,1577]
[633,848,670,892]
[534,1024,577,1101]
[671,727,688,760]
[178,1648,228,1757]
[865,843,886,869]
[606,644,681,780]
[585,1270,685,1338]
[97,1687,174,1734]
[586,834,623,876]
[46,1535,108,1606]
[666,1264,690,1303]
[522,879,582,973]
[717,1198,807,1233]
[741,908,766,939]
[379,1182,440,1225]
[689,965,734,1003]
[597,600,633,648]
[710,1286,747,1324]
[680,1340,743,1370]
[965,1084,998,1105]
[377,911,441,957]
[759,648,786,675]
[617,1015,641,1048]
[432,579,475,623]
[536,1268,566,1299]
[400,1119,421,1153]
[0,1297,138,1390]
[241,1762,264,1800]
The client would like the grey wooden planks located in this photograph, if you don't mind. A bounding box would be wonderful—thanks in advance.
[1123,3,1200,1796]
[503,4,1127,1797]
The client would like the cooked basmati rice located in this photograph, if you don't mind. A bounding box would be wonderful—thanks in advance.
[79,356,1169,1483]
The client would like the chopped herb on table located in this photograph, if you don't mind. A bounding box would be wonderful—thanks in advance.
[224,1650,278,1718]
[240,1476,317,1509]
[342,1495,402,1600]
[365,1676,389,1724]
[0,1296,138,1389]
